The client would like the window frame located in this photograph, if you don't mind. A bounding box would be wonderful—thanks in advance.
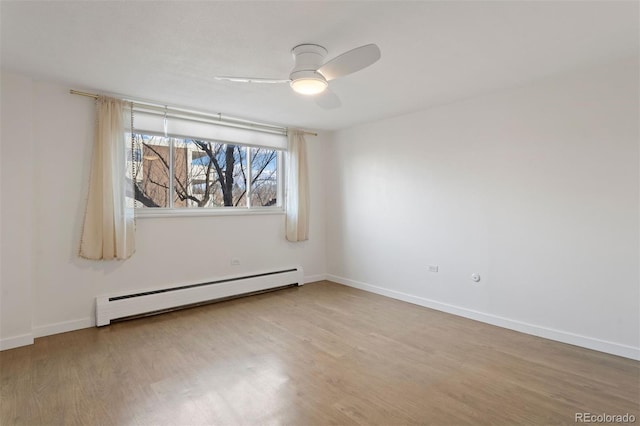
[132,133,285,218]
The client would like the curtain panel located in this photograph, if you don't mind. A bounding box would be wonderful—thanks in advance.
[79,96,135,260]
[285,130,310,242]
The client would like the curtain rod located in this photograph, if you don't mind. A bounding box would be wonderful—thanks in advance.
[69,89,318,137]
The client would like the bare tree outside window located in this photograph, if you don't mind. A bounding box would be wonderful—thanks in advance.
[250,147,278,207]
[131,134,279,209]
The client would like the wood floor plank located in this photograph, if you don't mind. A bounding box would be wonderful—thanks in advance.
[1,281,638,425]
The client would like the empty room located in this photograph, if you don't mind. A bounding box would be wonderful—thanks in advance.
[1,1,638,425]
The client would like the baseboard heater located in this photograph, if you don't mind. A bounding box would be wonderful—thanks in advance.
[95,266,304,326]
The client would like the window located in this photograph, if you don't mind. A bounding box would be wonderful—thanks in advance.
[131,133,282,212]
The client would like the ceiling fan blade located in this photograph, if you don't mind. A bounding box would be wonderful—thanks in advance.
[215,76,290,84]
[315,88,342,110]
[317,44,381,81]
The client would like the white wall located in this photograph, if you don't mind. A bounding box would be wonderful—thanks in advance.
[0,73,35,349]
[326,57,640,359]
[0,73,327,346]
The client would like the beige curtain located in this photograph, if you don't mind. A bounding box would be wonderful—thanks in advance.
[79,96,135,260]
[285,129,310,242]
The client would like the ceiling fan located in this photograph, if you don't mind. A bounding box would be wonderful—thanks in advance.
[215,43,381,104]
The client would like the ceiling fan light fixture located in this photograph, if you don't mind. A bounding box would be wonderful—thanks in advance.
[289,70,328,95]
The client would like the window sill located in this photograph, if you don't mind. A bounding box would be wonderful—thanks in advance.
[135,207,285,219]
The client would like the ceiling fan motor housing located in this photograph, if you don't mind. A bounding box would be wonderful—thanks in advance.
[291,44,328,73]
[290,44,329,89]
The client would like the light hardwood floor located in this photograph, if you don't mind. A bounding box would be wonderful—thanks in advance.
[1,281,638,425]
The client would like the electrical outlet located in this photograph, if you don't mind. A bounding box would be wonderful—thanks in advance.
[231,258,241,266]
[428,265,439,273]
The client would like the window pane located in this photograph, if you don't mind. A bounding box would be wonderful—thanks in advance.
[174,139,247,208]
[132,133,280,211]
[133,134,170,208]
[250,148,278,207]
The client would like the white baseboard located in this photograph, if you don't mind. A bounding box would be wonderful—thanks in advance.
[304,274,327,284]
[327,274,640,361]
[33,317,94,338]
[0,333,34,351]
[10,273,314,347]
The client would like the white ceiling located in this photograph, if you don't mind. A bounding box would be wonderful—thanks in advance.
[1,1,638,131]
